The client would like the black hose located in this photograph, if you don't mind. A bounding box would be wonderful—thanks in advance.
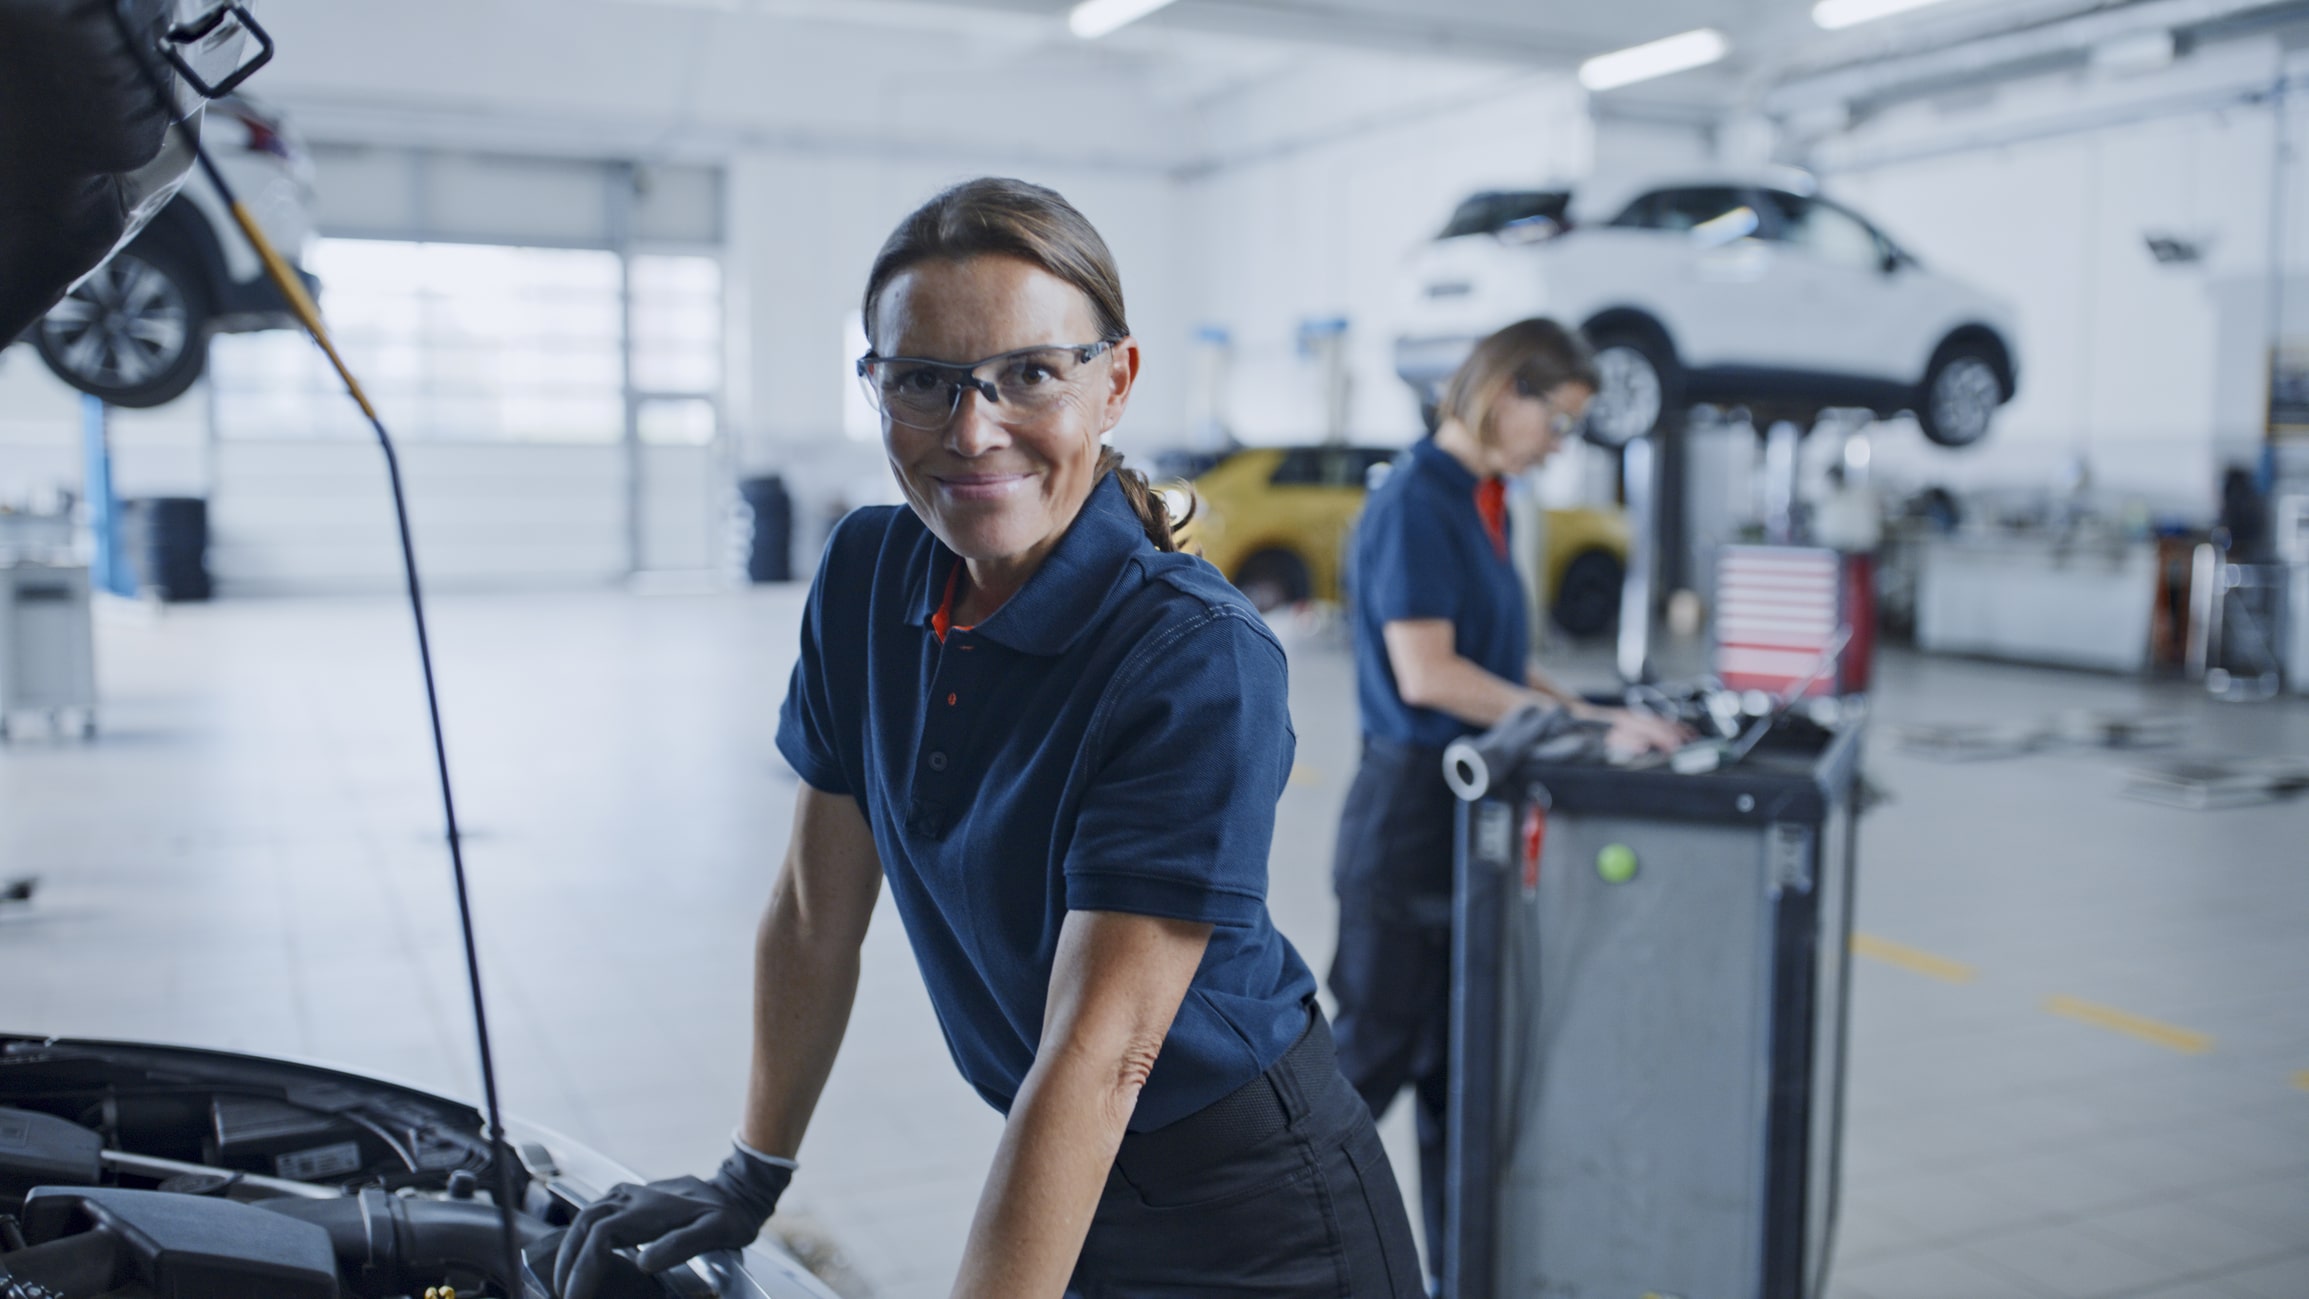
[96,3,527,1286]
[262,1191,554,1299]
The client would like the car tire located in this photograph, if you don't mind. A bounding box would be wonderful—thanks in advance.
[33,242,211,409]
[1551,548,1624,639]
[1232,549,1311,614]
[1916,343,2004,448]
[1583,326,1681,448]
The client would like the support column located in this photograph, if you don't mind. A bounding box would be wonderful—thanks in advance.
[81,395,133,597]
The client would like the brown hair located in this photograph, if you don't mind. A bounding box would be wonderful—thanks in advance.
[861,177,1184,551]
[1438,317,1600,447]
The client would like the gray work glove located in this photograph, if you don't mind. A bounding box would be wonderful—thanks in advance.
[552,1142,793,1299]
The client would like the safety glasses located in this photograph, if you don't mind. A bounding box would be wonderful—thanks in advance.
[856,340,1119,431]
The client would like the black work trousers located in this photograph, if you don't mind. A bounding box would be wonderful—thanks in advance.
[1067,1007,1424,1298]
[1327,737,1457,1277]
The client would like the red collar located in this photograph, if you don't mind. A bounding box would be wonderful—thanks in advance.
[1474,478,1508,559]
[931,564,974,642]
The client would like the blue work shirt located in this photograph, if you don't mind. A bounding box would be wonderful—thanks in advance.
[1347,437,1529,748]
[776,474,1318,1132]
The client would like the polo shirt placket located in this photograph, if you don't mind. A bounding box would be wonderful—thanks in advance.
[908,573,986,839]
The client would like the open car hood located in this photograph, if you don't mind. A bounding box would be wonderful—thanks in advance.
[0,1035,839,1299]
[0,0,217,343]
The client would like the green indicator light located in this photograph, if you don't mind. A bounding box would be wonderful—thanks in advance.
[1597,843,1638,884]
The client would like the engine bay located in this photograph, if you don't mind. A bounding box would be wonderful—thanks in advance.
[0,1037,710,1299]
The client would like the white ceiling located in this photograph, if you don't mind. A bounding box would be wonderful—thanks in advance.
[245,0,2078,168]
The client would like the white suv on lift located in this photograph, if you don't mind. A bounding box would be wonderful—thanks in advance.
[1393,171,2019,448]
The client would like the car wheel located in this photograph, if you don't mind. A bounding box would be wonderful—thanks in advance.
[1917,345,2003,448]
[1232,549,1311,614]
[33,244,211,409]
[1583,328,1680,447]
[1551,548,1624,639]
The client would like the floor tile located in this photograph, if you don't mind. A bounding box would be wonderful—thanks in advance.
[2188,1172,2309,1250]
[2211,1251,2309,1299]
[1961,1221,2197,1298]
[2072,1202,2297,1277]
[2118,1283,2263,1299]
[1868,1165,2070,1240]
[1831,1249,2051,1299]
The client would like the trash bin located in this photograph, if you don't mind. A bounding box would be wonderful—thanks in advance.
[1445,712,1862,1299]
[739,475,793,583]
[140,496,210,602]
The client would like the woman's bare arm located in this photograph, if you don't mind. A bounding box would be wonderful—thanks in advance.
[739,783,885,1159]
[1383,617,1547,729]
[949,910,1212,1299]
[1387,618,1685,751]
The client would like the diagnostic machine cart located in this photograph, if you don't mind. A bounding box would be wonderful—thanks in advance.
[1440,699,1864,1299]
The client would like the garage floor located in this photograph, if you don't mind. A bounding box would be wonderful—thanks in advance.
[2,589,2304,1299]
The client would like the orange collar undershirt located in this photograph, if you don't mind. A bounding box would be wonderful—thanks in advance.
[931,564,975,643]
[1475,477,1508,559]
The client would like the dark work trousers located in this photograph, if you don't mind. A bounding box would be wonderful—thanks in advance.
[1067,1006,1424,1298]
[1327,736,1457,1278]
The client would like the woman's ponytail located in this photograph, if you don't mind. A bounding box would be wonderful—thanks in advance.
[1098,445,1191,552]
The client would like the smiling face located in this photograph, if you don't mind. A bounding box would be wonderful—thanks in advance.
[870,255,1137,590]
[1485,380,1594,477]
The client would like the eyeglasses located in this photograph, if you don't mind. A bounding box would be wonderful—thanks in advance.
[856,340,1119,430]
[1511,374,1587,441]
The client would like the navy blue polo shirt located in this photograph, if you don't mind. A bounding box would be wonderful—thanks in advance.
[776,474,1317,1132]
[1347,437,1529,748]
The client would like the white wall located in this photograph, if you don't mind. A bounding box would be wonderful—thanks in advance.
[1178,60,1597,447]
[0,355,208,511]
[1813,37,2309,514]
[721,150,1192,534]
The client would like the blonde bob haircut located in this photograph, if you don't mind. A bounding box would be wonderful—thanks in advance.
[1437,318,1600,447]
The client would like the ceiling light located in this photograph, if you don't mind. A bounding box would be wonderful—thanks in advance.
[1578,28,1730,92]
[2094,29,2177,75]
[1812,0,1954,31]
[1068,0,1178,39]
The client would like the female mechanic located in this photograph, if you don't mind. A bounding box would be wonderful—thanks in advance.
[556,178,1422,1299]
[1329,319,1683,1272]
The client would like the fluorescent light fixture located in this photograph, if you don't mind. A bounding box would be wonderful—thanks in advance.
[1068,0,1177,39]
[1812,0,1954,31]
[1578,28,1729,92]
[2093,29,2176,75]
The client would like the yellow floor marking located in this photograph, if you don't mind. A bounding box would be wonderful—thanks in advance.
[1850,932,1977,984]
[2043,995,2214,1055]
[2293,1070,2309,1093]
[1289,763,1321,788]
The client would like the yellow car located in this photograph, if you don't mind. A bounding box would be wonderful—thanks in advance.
[1169,444,1632,637]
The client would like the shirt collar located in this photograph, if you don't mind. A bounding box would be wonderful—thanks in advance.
[1412,435,1481,494]
[911,473,1150,657]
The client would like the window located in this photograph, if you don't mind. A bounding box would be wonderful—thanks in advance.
[1439,191,1572,240]
[210,239,723,446]
[1759,192,1885,271]
[1609,187,1755,234]
[632,254,721,445]
[631,254,721,395]
[1269,447,1389,488]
